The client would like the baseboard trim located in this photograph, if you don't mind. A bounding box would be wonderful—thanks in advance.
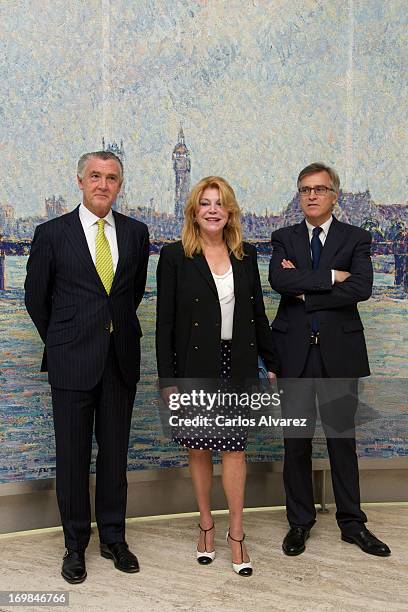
[1,459,407,535]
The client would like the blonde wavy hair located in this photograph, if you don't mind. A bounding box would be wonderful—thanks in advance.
[182,176,244,259]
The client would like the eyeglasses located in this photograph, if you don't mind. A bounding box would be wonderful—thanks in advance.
[298,185,336,196]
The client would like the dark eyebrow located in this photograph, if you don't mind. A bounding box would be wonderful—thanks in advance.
[301,184,328,188]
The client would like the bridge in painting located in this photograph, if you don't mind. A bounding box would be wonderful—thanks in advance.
[0,237,406,294]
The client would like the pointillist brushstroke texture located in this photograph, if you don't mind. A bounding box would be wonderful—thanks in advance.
[1,0,406,215]
[0,1,103,211]
[0,1,407,482]
[107,0,350,212]
[351,0,408,197]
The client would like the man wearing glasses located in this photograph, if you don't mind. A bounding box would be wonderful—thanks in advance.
[269,162,390,557]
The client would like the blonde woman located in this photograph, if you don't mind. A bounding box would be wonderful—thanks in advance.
[156,176,278,576]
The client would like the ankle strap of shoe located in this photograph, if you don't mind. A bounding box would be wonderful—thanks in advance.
[227,531,245,543]
[198,523,214,533]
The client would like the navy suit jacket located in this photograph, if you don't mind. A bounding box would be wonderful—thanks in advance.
[25,205,149,390]
[268,217,372,378]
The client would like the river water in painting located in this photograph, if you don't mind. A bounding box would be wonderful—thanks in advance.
[0,254,407,482]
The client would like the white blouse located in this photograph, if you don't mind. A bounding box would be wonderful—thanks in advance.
[212,266,235,340]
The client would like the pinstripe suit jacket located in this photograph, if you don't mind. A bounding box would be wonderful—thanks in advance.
[25,205,149,390]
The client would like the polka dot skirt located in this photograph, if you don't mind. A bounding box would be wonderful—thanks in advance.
[220,339,232,379]
[174,340,248,452]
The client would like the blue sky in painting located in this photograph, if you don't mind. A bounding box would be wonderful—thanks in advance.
[0,0,406,217]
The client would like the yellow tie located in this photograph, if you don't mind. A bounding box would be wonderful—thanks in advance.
[95,219,114,294]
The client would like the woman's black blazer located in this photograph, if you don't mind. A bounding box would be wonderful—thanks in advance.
[156,241,279,384]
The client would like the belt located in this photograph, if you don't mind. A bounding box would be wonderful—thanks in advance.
[309,332,320,345]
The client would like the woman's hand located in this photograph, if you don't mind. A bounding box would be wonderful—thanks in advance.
[161,385,179,408]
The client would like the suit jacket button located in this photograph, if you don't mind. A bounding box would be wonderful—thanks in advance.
[194,345,199,350]
[250,341,255,347]
[250,296,254,300]
[194,298,199,302]
[250,319,254,324]
[194,322,199,327]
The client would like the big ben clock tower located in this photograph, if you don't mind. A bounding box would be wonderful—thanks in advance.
[172,125,191,219]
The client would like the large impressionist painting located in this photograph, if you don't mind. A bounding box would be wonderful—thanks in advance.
[0,1,407,483]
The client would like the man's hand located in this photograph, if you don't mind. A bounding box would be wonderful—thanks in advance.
[281,259,296,269]
[281,259,304,299]
[334,270,351,283]
[283,260,351,289]
[267,371,277,380]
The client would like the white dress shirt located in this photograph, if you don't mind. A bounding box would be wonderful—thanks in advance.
[78,204,119,272]
[212,266,235,340]
[305,215,335,284]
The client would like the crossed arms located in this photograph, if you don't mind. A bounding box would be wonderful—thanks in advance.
[268,230,373,310]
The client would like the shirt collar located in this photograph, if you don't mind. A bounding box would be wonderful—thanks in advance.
[79,203,115,229]
[305,215,333,238]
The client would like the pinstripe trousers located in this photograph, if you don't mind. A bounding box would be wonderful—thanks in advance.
[51,338,136,551]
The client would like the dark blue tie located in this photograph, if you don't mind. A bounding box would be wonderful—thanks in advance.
[311,227,322,333]
[311,226,323,270]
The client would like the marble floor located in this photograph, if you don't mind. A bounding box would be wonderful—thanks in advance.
[0,504,407,612]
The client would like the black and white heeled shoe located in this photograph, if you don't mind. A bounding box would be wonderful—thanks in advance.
[196,523,215,565]
[226,531,253,576]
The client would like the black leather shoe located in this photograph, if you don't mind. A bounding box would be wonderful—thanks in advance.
[282,527,310,556]
[61,549,87,584]
[100,542,140,573]
[341,528,391,557]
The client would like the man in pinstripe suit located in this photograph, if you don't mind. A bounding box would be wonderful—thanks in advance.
[25,151,149,583]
